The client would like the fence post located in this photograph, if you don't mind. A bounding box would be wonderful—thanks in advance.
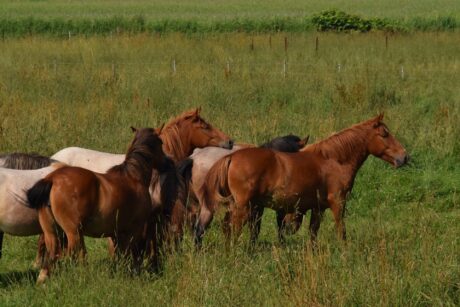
[315,36,319,53]
[385,35,388,49]
[269,35,272,48]
[172,59,176,75]
[283,59,287,78]
[250,37,254,51]
[284,36,288,53]
[400,66,404,79]
[68,31,71,40]
[225,61,231,78]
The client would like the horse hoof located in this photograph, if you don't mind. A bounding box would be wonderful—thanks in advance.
[36,270,49,284]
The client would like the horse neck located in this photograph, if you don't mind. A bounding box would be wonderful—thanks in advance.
[160,124,192,162]
[305,127,371,172]
[117,150,155,186]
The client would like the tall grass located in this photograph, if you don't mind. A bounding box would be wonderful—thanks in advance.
[0,33,458,305]
[0,15,458,37]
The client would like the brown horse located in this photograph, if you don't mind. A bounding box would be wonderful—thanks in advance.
[195,114,409,247]
[27,128,168,283]
[159,107,233,162]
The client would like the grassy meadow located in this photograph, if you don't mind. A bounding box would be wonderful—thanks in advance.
[0,33,459,305]
[1,0,459,20]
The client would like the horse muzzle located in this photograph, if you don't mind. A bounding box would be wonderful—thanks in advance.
[219,139,234,150]
[395,153,410,168]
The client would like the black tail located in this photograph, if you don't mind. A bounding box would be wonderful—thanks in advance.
[26,179,53,209]
[176,158,193,190]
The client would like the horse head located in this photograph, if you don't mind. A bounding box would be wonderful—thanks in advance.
[367,114,409,168]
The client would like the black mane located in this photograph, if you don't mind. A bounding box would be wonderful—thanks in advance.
[259,134,303,153]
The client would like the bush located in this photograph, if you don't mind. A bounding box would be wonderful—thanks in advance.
[312,9,377,32]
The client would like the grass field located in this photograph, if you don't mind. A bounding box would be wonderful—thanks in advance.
[1,0,459,20]
[0,33,459,305]
[0,0,459,36]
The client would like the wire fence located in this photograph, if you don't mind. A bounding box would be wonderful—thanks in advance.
[8,60,456,81]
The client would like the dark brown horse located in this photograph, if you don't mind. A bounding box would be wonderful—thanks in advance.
[27,128,168,283]
[195,114,409,246]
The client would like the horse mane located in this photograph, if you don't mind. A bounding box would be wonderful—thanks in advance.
[160,109,198,161]
[259,134,303,152]
[110,128,163,186]
[305,118,376,163]
[150,157,185,219]
[0,152,55,169]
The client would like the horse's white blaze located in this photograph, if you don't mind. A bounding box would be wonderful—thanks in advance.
[0,164,61,235]
[51,147,124,173]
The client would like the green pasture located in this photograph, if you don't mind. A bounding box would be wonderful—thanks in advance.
[0,0,459,35]
[1,0,459,20]
[0,33,459,305]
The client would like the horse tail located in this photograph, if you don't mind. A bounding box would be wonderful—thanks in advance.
[26,179,53,209]
[176,158,193,190]
[199,155,232,213]
[194,155,232,247]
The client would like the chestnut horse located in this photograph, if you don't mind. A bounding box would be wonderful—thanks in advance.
[50,107,233,171]
[3,108,232,265]
[195,114,409,246]
[26,128,168,283]
[178,134,309,241]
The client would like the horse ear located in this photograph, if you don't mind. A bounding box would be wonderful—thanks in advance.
[156,122,165,134]
[299,135,310,147]
[373,113,384,128]
[194,107,201,116]
[130,126,137,133]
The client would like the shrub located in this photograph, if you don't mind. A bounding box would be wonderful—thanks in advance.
[312,9,375,32]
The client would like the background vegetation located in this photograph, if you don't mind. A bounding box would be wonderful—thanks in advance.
[0,0,459,36]
[0,32,458,305]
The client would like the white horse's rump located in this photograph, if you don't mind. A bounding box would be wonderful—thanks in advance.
[51,147,124,173]
[189,145,245,192]
[0,163,63,236]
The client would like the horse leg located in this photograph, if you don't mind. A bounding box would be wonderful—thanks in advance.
[130,235,144,276]
[248,205,264,245]
[229,202,250,245]
[144,217,161,274]
[170,198,186,248]
[328,193,346,241]
[37,208,60,284]
[309,208,325,249]
[0,231,3,259]
[222,210,232,245]
[194,203,214,248]
[33,234,47,268]
[276,210,287,244]
[65,229,83,262]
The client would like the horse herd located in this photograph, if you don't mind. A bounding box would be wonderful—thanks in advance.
[0,108,409,283]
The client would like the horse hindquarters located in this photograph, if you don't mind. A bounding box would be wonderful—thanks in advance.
[195,156,232,247]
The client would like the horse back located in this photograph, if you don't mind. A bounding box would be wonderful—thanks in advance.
[227,148,325,208]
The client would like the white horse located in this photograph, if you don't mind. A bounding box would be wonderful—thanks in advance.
[51,147,124,173]
[0,163,64,258]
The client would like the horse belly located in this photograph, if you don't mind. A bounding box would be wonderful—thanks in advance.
[0,199,40,236]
